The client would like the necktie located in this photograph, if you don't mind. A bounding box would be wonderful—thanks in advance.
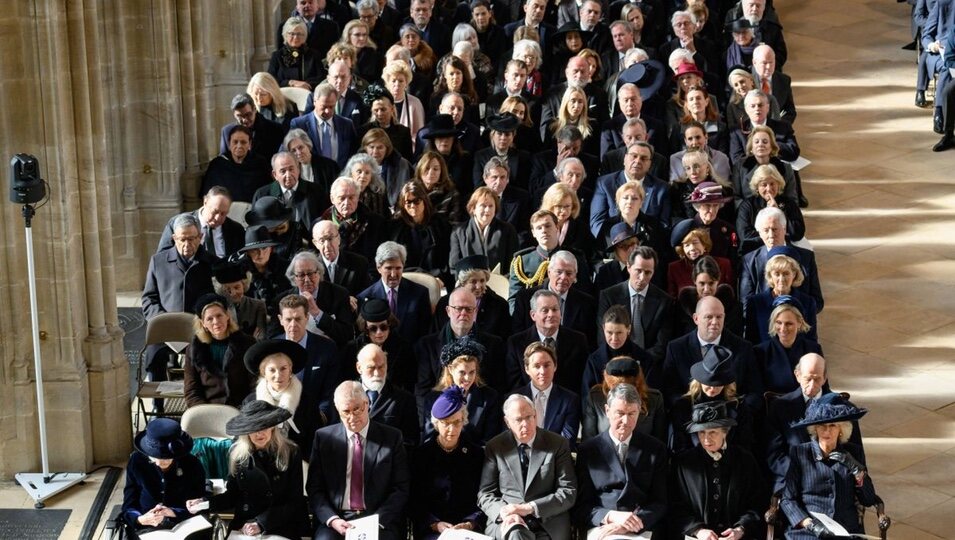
[701,343,714,358]
[559,297,565,318]
[321,121,333,159]
[387,287,397,314]
[535,391,547,425]
[349,433,364,511]
[630,294,645,348]
[543,337,555,349]
[283,189,293,207]
[202,225,214,254]
[761,78,771,95]
[367,389,379,405]
[618,442,628,466]
[327,263,336,283]
[518,443,529,481]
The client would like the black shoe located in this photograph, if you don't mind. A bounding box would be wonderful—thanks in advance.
[933,134,955,151]
[902,40,918,50]
[916,91,927,107]
[934,114,944,134]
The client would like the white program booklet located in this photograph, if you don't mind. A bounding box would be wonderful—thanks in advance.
[138,515,211,540]
[438,528,493,540]
[809,512,880,539]
[226,533,290,539]
[345,514,380,540]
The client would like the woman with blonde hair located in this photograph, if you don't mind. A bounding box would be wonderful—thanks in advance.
[341,19,382,83]
[755,298,823,394]
[744,252,818,344]
[382,59,426,147]
[423,337,502,444]
[726,67,780,128]
[732,125,798,202]
[547,86,596,154]
[362,127,413,206]
[247,72,298,131]
[737,163,805,253]
[182,294,255,408]
[540,182,594,259]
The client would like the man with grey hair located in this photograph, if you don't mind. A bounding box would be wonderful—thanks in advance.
[323,177,385,263]
[599,82,667,160]
[308,380,410,540]
[356,0,396,55]
[268,250,355,346]
[506,288,589,392]
[657,10,719,81]
[218,92,284,160]
[478,393,577,540]
[252,151,327,243]
[355,343,419,447]
[156,185,245,259]
[274,0,345,58]
[357,241,432,343]
[142,212,216,385]
[529,126,599,204]
[312,219,370,296]
[574,382,667,537]
[290,82,358,169]
[729,89,800,164]
[512,250,597,347]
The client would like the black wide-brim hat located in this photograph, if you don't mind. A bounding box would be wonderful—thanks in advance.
[617,60,667,101]
[422,114,460,139]
[244,196,294,230]
[554,21,583,40]
[244,338,307,375]
[485,112,520,133]
[454,254,490,272]
[690,345,735,386]
[790,392,868,429]
[134,417,194,459]
[225,400,293,436]
[686,400,737,433]
[239,225,282,253]
[212,261,248,284]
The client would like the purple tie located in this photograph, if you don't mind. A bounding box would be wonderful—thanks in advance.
[387,287,397,314]
[350,433,364,511]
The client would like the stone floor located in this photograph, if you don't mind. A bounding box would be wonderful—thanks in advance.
[3,0,955,538]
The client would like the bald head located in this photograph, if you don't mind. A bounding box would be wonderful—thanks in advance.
[356,343,388,390]
[794,353,827,398]
[753,44,776,79]
[693,295,725,342]
[566,56,591,86]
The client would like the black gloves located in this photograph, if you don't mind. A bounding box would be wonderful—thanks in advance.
[805,518,835,538]
[829,450,866,477]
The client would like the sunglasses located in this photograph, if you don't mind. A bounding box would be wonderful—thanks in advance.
[366,323,389,333]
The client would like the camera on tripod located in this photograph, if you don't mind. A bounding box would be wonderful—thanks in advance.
[10,154,46,204]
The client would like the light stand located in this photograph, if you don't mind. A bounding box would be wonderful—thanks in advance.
[10,155,86,508]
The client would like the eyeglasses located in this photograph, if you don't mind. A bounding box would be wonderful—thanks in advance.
[293,270,319,280]
[366,323,389,333]
[448,305,476,314]
[404,198,423,206]
[287,31,306,38]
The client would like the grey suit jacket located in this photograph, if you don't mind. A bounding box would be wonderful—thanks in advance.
[478,429,577,540]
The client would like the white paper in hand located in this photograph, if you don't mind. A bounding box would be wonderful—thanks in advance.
[438,528,493,540]
[345,514,380,540]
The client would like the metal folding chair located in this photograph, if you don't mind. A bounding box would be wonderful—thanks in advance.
[133,312,196,432]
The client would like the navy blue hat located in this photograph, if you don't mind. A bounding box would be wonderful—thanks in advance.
[766,245,801,261]
[244,338,307,375]
[607,222,638,251]
[670,218,706,248]
[790,393,867,429]
[690,345,735,386]
[617,60,667,101]
[486,113,520,133]
[454,254,490,272]
[431,385,467,419]
[134,418,194,459]
[194,293,229,316]
[605,357,640,377]
[440,335,487,367]
[686,401,737,433]
[772,294,805,315]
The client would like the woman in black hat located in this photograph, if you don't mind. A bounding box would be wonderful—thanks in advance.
[669,345,754,454]
[237,224,293,311]
[581,352,665,443]
[241,339,316,454]
[422,336,502,445]
[122,418,206,532]
[411,385,487,538]
[339,298,416,393]
[212,262,267,339]
[392,180,454,286]
[670,401,767,540]
[193,400,309,538]
[243,196,305,262]
[183,293,257,408]
[551,23,586,83]
[781,394,885,539]
[359,86,414,163]
[421,116,474,194]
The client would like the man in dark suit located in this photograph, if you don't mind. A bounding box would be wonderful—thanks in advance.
[600,21,634,81]
[477,394,577,540]
[590,142,670,238]
[503,0,557,58]
[512,250,597,347]
[752,44,796,122]
[539,57,610,139]
[156,186,245,260]
[662,296,762,407]
[406,0,452,57]
[573,383,667,537]
[528,127,599,199]
[506,290,589,392]
[252,152,328,244]
[270,251,356,347]
[596,246,674,384]
[472,113,533,191]
[656,11,720,79]
[357,241,432,344]
[739,208,823,311]
[325,60,370,127]
[356,343,420,447]
[141,213,216,383]
[765,353,865,494]
[727,0,788,70]
[485,60,540,124]
[416,287,506,400]
[598,118,669,181]
[219,93,284,161]
[599,83,667,160]
[322,178,386,264]
[274,0,341,59]
[277,294,341,448]
[414,92,484,155]
[513,341,580,446]
[312,220,371,296]
[728,90,800,164]
[307,381,409,540]
[434,256,513,339]
[290,82,358,170]
[479,156,531,235]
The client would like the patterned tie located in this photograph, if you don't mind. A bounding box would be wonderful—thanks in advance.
[631,294,645,348]
[349,433,364,511]
[321,121,333,159]
[543,337,555,349]
[618,442,628,466]
[387,287,397,314]
[518,443,530,481]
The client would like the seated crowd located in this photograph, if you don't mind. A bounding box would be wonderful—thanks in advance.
[128,0,889,539]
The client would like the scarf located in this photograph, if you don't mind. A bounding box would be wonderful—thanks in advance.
[255,377,303,433]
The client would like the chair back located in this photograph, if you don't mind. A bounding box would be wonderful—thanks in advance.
[227,201,251,227]
[280,86,311,111]
[403,271,442,310]
[486,272,509,300]
[144,312,196,353]
[181,404,240,440]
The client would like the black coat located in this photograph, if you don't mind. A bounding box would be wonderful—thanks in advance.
[411,436,486,536]
[267,46,324,89]
[581,385,666,443]
[219,114,285,162]
[414,325,506,400]
[369,382,421,448]
[421,385,503,445]
[390,216,452,283]
[669,396,756,455]
[252,181,329,244]
[449,218,520,277]
[182,332,257,408]
[434,289,512,341]
[243,253,292,312]
[210,446,309,538]
[268,284,356,347]
[141,247,216,319]
[670,445,767,539]
[504,326,590,392]
[122,451,206,529]
[156,210,246,260]
[201,153,271,203]
[596,282,675,380]
[321,249,372,297]
[511,285,597,348]
[471,147,533,191]
[340,333,417,394]
[662,330,762,409]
